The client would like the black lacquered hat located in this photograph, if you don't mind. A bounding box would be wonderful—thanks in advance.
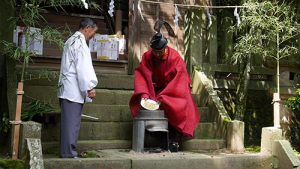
[150,32,168,50]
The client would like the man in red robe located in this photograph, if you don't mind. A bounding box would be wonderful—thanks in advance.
[129,32,200,145]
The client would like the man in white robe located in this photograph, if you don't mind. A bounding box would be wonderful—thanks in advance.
[57,18,98,158]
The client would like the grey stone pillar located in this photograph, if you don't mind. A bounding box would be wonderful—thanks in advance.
[19,121,42,159]
[226,120,244,153]
[25,138,44,169]
[261,127,283,154]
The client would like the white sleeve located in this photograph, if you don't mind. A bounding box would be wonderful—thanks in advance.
[75,46,98,93]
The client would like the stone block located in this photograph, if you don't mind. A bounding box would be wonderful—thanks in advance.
[226,120,244,153]
[261,127,283,154]
[272,140,300,169]
[25,138,44,169]
[20,121,42,159]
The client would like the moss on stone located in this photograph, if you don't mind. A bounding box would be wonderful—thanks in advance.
[79,150,100,158]
[0,158,25,169]
[245,145,261,153]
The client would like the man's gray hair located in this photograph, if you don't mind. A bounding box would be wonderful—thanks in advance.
[79,18,97,29]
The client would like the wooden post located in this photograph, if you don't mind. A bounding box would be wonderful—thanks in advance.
[128,0,141,74]
[115,9,123,36]
[11,81,24,160]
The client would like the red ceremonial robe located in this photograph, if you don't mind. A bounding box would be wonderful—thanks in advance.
[129,46,200,137]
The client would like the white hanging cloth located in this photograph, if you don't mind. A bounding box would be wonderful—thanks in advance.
[108,0,115,17]
[137,0,145,21]
[173,5,181,27]
[206,8,212,28]
[234,7,241,26]
[81,0,88,9]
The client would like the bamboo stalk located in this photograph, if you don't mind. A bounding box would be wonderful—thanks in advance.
[11,81,24,160]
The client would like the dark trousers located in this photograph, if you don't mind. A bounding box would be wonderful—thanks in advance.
[59,98,83,158]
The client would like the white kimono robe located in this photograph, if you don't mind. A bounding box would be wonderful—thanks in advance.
[58,31,98,103]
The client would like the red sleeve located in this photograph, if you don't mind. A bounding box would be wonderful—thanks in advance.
[129,52,156,117]
[141,94,149,99]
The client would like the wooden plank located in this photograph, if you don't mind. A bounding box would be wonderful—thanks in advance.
[42,12,107,28]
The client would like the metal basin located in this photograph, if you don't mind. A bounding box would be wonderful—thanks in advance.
[136,109,168,132]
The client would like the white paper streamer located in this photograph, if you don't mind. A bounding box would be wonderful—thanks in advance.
[206,8,212,28]
[173,5,181,27]
[234,7,241,26]
[108,0,115,17]
[81,0,88,9]
[138,0,145,21]
[132,1,136,24]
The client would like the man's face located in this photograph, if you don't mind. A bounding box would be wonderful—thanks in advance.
[84,26,98,40]
[152,47,166,59]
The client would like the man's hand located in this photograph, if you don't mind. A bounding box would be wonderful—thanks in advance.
[88,89,96,99]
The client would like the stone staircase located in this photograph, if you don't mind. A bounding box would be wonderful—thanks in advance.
[22,72,275,169]
[24,73,226,154]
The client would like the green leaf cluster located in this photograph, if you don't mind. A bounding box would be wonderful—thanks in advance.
[22,100,54,121]
[285,85,300,151]
[230,1,300,64]
[0,112,10,134]
[286,85,300,114]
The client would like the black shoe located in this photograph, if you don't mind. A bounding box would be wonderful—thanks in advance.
[169,142,179,152]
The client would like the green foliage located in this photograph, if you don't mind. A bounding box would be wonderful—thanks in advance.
[285,85,300,151]
[294,149,300,156]
[22,100,54,121]
[0,112,10,134]
[42,26,70,49]
[245,145,261,153]
[230,1,300,65]
[227,1,300,120]
[285,85,300,114]
[223,117,232,123]
[0,158,25,169]
[79,150,100,158]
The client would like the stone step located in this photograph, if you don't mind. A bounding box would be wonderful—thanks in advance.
[93,89,133,105]
[42,122,217,142]
[24,73,134,89]
[38,105,210,125]
[42,122,132,141]
[42,138,225,155]
[194,122,217,139]
[181,139,226,151]
[43,149,273,169]
[42,140,132,154]
[24,87,202,109]
[23,86,134,108]
[82,105,210,123]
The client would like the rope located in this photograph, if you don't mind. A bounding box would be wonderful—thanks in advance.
[140,0,255,8]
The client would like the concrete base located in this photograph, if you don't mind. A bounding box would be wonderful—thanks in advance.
[261,127,283,154]
[227,120,244,153]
